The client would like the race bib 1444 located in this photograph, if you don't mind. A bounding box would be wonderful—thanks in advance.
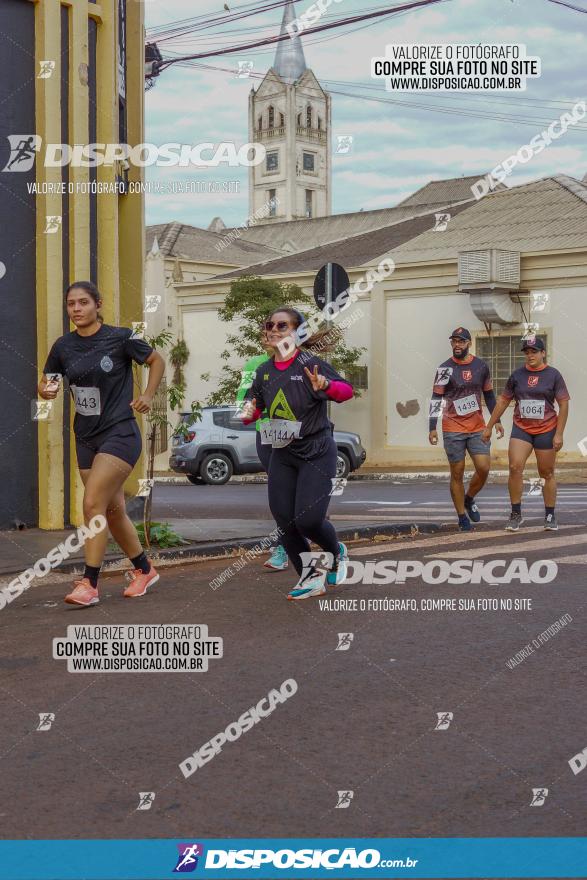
[260,419,302,448]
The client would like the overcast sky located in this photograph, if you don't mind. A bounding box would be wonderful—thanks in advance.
[144,0,587,229]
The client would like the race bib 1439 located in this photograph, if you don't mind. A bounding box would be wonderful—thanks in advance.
[453,394,479,417]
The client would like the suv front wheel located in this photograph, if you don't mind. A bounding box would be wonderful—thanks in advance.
[200,452,233,485]
[336,450,351,480]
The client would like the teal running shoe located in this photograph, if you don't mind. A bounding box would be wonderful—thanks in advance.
[326,542,349,587]
[264,544,288,571]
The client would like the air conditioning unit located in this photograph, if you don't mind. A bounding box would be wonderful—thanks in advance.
[458,249,522,325]
[458,249,520,290]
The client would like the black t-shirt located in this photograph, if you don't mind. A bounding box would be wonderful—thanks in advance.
[43,324,153,439]
[502,364,570,435]
[246,351,348,457]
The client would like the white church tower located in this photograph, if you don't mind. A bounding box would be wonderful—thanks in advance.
[248,0,332,224]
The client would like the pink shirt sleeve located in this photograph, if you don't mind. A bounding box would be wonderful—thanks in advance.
[325,380,353,403]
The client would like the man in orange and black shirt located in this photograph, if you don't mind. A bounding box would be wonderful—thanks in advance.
[429,327,504,531]
[483,336,570,531]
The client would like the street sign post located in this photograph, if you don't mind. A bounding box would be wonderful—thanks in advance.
[313,262,350,312]
[313,263,349,420]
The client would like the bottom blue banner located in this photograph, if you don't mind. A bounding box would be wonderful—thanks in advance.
[0,838,586,879]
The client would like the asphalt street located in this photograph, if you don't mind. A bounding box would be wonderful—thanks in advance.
[0,504,585,847]
[152,479,587,535]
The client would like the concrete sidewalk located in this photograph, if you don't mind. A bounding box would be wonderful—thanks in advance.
[0,517,440,582]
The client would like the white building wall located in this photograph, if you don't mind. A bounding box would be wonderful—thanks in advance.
[327,301,372,452]
[181,308,242,410]
[385,286,587,462]
[536,285,586,453]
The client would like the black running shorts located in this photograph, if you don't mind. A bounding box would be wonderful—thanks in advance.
[75,419,142,469]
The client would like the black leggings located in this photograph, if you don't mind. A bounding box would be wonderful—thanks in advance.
[256,430,273,473]
[267,436,339,576]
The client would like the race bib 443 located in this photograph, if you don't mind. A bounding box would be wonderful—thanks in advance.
[71,386,101,416]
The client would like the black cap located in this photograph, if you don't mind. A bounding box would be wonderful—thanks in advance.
[449,327,471,342]
[521,335,545,351]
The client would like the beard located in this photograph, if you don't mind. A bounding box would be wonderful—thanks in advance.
[452,345,469,360]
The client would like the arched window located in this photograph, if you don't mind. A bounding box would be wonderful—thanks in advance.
[297,112,302,126]
[279,112,285,127]
[268,105,275,128]
[317,116,322,130]
[257,115,262,131]
[306,105,312,128]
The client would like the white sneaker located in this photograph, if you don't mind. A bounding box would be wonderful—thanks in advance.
[287,568,327,601]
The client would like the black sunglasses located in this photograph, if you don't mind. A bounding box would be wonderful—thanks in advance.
[264,320,292,332]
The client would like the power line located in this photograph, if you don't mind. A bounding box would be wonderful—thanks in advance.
[155,0,447,71]
[546,0,587,13]
[148,1,292,43]
[148,0,413,44]
[170,59,587,130]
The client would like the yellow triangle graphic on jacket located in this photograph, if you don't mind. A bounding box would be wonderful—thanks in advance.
[269,387,296,420]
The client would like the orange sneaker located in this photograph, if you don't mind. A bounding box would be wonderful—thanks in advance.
[64,578,99,606]
[123,565,159,598]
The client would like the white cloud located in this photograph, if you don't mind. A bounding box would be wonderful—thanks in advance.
[144,0,587,226]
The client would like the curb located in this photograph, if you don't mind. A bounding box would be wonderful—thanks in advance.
[153,472,473,484]
[130,521,440,570]
[155,468,587,485]
[0,521,440,582]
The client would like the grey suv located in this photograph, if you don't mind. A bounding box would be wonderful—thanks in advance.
[169,406,366,485]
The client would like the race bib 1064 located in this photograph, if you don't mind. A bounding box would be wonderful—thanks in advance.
[519,399,545,420]
[260,419,302,448]
[71,385,101,416]
[453,394,479,417]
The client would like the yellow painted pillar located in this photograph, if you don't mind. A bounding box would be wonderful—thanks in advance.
[67,0,92,525]
[95,0,119,328]
[119,0,146,495]
[36,0,65,529]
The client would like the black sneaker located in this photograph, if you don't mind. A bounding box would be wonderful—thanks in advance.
[544,513,558,531]
[505,512,524,531]
[464,496,481,523]
[458,513,472,531]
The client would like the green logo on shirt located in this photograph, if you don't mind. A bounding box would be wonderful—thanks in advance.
[269,388,296,421]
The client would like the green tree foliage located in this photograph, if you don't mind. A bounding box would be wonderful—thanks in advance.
[202,275,366,405]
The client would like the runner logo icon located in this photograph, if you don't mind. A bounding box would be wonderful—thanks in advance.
[2,134,41,172]
[435,712,453,730]
[528,375,539,387]
[530,788,549,806]
[173,843,204,872]
[36,712,55,731]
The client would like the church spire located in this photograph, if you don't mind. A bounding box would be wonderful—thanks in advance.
[273,0,307,84]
